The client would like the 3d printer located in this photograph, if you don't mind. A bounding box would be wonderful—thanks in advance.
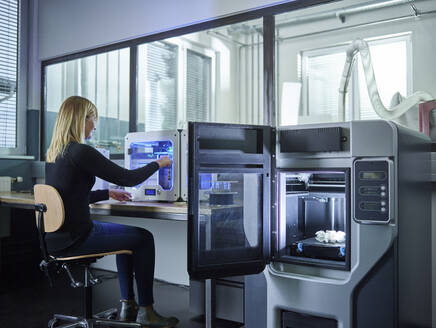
[124,130,187,202]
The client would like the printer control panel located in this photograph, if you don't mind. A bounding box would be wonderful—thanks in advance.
[353,159,392,224]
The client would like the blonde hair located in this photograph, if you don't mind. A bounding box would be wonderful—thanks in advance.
[46,96,98,163]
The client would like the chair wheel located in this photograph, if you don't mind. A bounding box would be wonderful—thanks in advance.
[48,318,58,328]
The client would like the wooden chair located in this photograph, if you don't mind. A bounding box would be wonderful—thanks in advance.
[34,184,141,328]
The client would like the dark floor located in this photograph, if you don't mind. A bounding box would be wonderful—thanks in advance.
[0,266,243,328]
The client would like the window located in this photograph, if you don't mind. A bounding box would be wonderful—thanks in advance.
[137,41,179,132]
[186,49,212,123]
[301,48,347,124]
[137,38,215,132]
[280,34,411,126]
[0,0,18,148]
[43,18,263,159]
[356,37,409,120]
[45,48,130,155]
[137,18,263,132]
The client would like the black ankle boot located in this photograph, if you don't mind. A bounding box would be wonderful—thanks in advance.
[119,299,138,322]
[136,306,179,327]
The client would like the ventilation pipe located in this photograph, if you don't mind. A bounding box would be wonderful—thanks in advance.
[338,38,433,125]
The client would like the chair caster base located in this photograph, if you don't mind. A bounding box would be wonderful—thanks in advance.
[93,308,118,320]
[48,312,142,328]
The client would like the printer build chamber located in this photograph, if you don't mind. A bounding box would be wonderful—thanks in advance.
[277,170,350,269]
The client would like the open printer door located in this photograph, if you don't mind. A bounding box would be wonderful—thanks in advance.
[188,122,272,280]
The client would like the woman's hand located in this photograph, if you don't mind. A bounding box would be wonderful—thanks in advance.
[109,189,131,202]
[156,156,172,168]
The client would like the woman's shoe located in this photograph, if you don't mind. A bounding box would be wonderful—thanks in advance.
[136,306,179,327]
[119,299,138,321]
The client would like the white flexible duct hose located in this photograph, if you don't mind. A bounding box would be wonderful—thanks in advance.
[338,38,433,121]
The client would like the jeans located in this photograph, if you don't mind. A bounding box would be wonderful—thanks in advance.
[63,220,155,306]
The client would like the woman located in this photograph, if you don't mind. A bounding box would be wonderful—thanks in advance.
[45,96,179,327]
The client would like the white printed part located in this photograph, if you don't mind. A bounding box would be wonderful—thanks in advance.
[315,230,346,243]
[315,230,326,243]
[325,230,336,243]
[335,231,346,243]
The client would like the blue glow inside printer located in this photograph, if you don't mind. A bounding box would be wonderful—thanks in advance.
[129,140,174,191]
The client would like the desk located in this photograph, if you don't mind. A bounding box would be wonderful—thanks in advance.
[0,191,189,285]
[0,192,188,221]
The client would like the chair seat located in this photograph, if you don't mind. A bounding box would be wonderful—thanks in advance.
[51,249,132,261]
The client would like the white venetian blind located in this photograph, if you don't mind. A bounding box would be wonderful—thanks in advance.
[144,41,178,131]
[0,0,18,148]
[305,51,346,123]
[186,49,211,123]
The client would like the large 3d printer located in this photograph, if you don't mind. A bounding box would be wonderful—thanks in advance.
[187,120,432,328]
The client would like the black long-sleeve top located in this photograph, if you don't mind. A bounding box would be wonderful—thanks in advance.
[45,141,159,253]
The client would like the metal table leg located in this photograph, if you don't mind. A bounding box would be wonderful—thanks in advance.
[205,278,216,328]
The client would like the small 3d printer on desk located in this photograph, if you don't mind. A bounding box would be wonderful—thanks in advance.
[124,130,187,202]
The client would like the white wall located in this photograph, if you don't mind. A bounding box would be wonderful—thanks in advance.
[38,0,285,60]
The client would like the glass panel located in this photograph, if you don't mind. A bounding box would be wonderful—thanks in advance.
[198,172,262,266]
[186,49,211,123]
[45,48,130,156]
[137,41,178,132]
[137,18,263,132]
[304,51,347,124]
[275,4,411,128]
[278,171,347,264]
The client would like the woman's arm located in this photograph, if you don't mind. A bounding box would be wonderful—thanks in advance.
[68,143,164,187]
[89,189,109,203]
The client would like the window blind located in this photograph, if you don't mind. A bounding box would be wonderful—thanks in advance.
[145,41,178,131]
[186,49,211,123]
[0,0,18,148]
[306,51,345,122]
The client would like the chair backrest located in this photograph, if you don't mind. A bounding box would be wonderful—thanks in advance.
[34,184,65,233]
